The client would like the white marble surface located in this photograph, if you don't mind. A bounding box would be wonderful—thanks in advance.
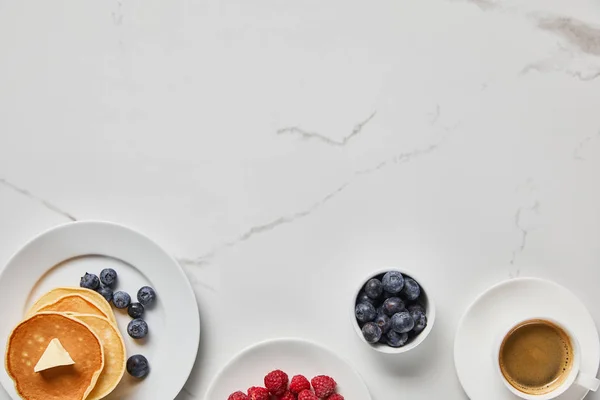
[1,0,600,399]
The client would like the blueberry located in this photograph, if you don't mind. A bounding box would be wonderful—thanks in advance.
[128,302,145,318]
[80,273,100,290]
[113,291,131,309]
[362,322,382,344]
[386,330,409,347]
[127,318,149,339]
[391,311,415,333]
[137,286,156,306]
[126,354,150,378]
[410,310,427,334]
[376,305,386,317]
[407,303,426,314]
[355,302,377,323]
[97,286,113,302]
[374,314,391,334]
[99,268,117,287]
[356,291,377,306]
[382,290,398,300]
[364,278,383,299]
[382,297,405,316]
[382,271,405,294]
[401,277,421,301]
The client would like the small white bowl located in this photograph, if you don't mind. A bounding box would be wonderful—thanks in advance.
[351,268,436,354]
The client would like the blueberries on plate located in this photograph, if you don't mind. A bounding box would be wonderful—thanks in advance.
[97,286,113,302]
[355,270,428,348]
[137,286,156,306]
[362,322,382,344]
[113,291,131,309]
[99,268,117,287]
[391,311,415,333]
[127,354,150,378]
[80,273,100,290]
[128,302,145,319]
[382,271,404,294]
[401,277,421,301]
[382,297,405,317]
[127,318,149,339]
[355,302,377,323]
[364,278,383,299]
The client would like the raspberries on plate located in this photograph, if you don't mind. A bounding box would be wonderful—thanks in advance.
[247,386,269,400]
[289,375,311,394]
[228,371,341,400]
[311,375,337,398]
[228,392,249,400]
[264,369,289,396]
[298,390,318,400]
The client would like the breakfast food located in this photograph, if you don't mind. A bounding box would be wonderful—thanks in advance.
[36,295,108,319]
[355,270,428,348]
[228,371,343,400]
[5,312,104,400]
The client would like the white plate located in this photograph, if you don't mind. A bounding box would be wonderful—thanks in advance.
[454,277,600,400]
[205,338,372,399]
[0,221,200,400]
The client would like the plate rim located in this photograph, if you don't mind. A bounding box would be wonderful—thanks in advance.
[0,220,200,400]
[204,337,372,399]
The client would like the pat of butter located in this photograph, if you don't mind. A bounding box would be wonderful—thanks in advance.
[34,338,75,372]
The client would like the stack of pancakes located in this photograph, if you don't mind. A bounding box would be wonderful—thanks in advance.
[5,287,126,400]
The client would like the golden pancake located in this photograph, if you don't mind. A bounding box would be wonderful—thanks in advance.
[34,295,108,321]
[27,288,117,324]
[5,312,104,400]
[71,314,126,400]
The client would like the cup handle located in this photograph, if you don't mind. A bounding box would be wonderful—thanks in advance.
[575,372,600,391]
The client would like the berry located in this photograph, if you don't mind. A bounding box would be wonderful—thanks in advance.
[264,370,289,396]
[290,375,311,394]
[128,302,145,318]
[97,286,113,302]
[355,302,376,323]
[356,291,376,306]
[391,311,414,333]
[113,291,131,309]
[99,268,117,287]
[401,277,421,301]
[410,309,427,334]
[362,322,382,343]
[375,313,391,334]
[279,391,296,400]
[364,278,383,299]
[137,286,156,306]
[80,273,100,290]
[386,330,409,347]
[311,375,336,398]
[228,392,249,400]
[407,303,425,314]
[247,387,269,400]
[382,271,404,294]
[327,395,345,400]
[298,390,318,400]
[382,290,398,299]
[383,297,405,316]
[126,354,150,378]
[127,318,149,339]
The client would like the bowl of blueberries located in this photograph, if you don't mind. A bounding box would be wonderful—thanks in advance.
[352,269,435,353]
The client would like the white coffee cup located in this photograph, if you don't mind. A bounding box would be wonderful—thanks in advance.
[494,317,600,400]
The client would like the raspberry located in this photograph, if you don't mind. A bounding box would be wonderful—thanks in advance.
[289,375,311,394]
[247,386,270,400]
[228,391,249,400]
[311,375,337,398]
[298,390,318,400]
[264,369,289,396]
[278,391,297,400]
[327,395,344,400]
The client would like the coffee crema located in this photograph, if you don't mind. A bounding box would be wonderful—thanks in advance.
[499,319,573,395]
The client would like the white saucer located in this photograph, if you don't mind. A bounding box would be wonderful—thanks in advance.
[454,278,600,400]
[0,221,200,400]
[204,338,372,399]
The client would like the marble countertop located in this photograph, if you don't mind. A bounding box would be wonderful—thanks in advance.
[1,0,599,399]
